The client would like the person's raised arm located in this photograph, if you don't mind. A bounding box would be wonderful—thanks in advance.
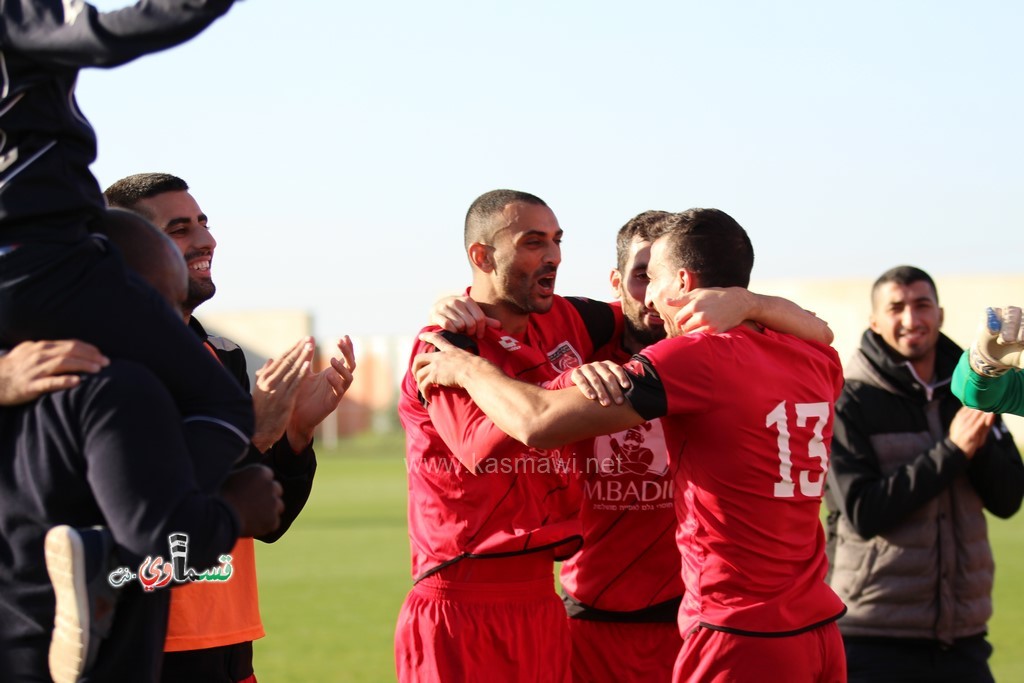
[4,0,237,68]
[670,288,834,344]
[413,331,645,449]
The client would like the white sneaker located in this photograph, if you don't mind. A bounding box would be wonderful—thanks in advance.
[45,525,119,683]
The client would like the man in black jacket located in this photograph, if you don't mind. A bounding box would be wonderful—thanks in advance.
[0,0,255,495]
[105,172,355,683]
[825,265,1024,683]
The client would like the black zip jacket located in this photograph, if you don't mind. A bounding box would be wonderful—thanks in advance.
[189,316,317,543]
[0,0,235,237]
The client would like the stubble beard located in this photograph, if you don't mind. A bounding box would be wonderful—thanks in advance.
[623,303,666,348]
[500,269,553,316]
[185,277,216,313]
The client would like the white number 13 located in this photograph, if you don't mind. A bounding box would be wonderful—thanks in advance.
[766,401,830,498]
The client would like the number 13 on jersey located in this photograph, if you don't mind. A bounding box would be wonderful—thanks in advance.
[767,401,830,499]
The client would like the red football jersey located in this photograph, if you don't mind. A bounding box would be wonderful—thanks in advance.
[623,325,846,635]
[556,304,683,613]
[398,295,608,581]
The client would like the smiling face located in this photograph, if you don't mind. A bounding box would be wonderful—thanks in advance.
[612,236,666,352]
[869,279,943,377]
[131,190,216,316]
[487,201,562,316]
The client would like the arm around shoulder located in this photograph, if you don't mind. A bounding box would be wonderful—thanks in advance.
[670,288,833,344]
[748,292,834,345]
[460,368,644,450]
[414,331,646,450]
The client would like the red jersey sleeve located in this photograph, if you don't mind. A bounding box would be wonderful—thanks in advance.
[416,332,524,471]
[425,387,524,471]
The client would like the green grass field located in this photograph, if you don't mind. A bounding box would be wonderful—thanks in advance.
[255,432,1024,682]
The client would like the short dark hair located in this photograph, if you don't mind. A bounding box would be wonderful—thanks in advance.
[871,265,938,306]
[615,210,674,272]
[464,189,547,248]
[104,173,189,218]
[650,208,754,288]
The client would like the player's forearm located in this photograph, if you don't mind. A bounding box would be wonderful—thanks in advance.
[459,360,643,449]
[455,360,558,446]
[952,352,1024,413]
[749,293,834,345]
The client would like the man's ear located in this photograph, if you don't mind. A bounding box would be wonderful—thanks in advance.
[868,307,880,334]
[468,243,494,273]
[680,268,697,294]
[609,268,623,296]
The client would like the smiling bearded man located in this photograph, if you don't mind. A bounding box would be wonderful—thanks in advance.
[104,173,356,683]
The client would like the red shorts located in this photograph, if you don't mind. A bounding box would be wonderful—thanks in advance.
[673,622,846,683]
[569,618,680,683]
[394,557,570,683]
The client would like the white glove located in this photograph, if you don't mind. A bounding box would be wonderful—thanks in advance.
[968,306,1024,377]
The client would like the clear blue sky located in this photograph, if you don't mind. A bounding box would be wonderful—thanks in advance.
[82,1,1024,342]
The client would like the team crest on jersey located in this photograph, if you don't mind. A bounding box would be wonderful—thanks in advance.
[593,420,668,477]
[546,341,582,372]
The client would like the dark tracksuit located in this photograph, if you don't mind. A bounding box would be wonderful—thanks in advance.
[0,361,242,682]
[0,0,252,485]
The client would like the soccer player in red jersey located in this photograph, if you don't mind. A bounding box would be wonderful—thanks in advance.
[559,211,684,683]
[414,208,848,683]
[395,189,623,682]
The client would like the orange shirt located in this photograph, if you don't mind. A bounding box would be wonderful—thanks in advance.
[165,333,264,652]
[164,537,264,651]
